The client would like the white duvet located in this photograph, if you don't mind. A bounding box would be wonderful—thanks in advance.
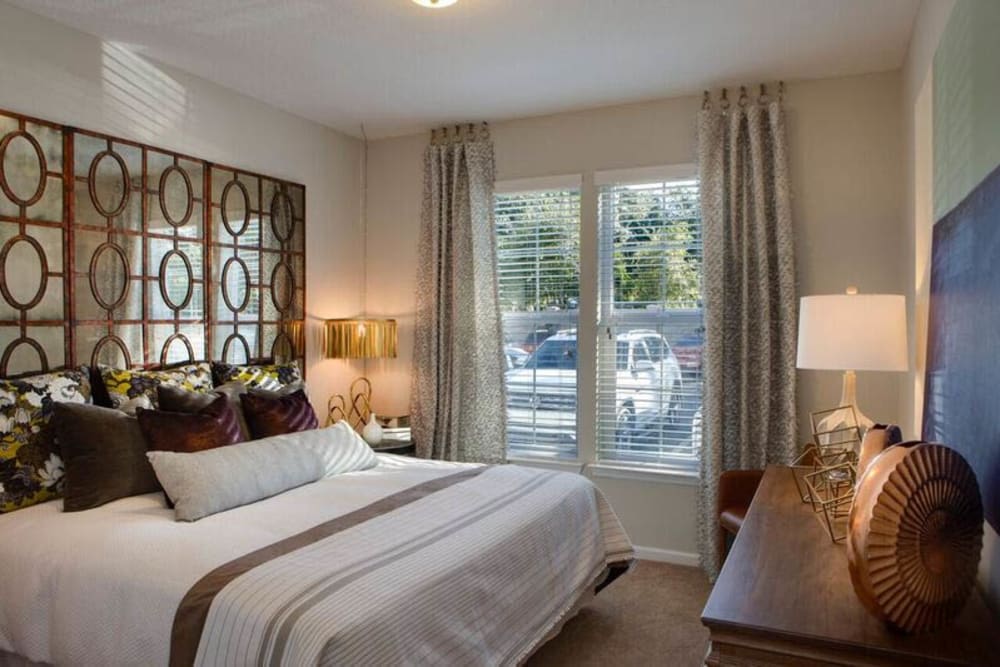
[0,455,472,667]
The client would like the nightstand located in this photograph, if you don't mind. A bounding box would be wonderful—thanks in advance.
[370,440,416,457]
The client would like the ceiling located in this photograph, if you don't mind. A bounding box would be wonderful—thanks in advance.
[11,0,920,138]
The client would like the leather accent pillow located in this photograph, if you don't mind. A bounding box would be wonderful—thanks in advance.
[136,394,243,453]
[99,362,213,413]
[211,361,302,390]
[0,368,92,513]
[53,402,159,511]
[240,389,318,439]
[158,382,305,442]
[158,382,252,442]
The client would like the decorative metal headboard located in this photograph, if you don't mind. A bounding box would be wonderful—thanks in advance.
[0,108,306,376]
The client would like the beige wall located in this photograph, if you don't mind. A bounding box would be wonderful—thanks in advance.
[6,0,989,599]
[900,0,997,611]
[900,1,956,439]
[787,73,905,441]
[0,3,365,409]
[364,71,905,556]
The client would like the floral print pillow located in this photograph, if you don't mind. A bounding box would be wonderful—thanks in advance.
[100,362,213,412]
[211,361,302,391]
[0,368,92,513]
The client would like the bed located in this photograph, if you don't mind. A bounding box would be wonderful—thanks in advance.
[0,102,632,666]
[0,453,633,666]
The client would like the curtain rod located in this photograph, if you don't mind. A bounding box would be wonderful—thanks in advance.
[702,81,784,110]
[429,122,490,144]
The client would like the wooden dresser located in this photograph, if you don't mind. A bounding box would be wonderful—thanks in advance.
[701,465,999,666]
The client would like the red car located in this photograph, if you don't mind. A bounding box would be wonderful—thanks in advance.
[671,330,704,376]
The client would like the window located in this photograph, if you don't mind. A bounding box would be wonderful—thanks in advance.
[495,180,580,459]
[494,167,702,471]
[596,170,703,470]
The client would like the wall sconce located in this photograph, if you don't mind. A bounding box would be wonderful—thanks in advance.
[278,320,305,360]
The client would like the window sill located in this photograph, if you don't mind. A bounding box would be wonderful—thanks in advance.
[505,457,699,485]
[586,463,699,485]
[506,456,585,474]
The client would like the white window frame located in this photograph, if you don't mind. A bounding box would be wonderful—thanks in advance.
[495,175,583,462]
[495,166,702,479]
[593,163,702,473]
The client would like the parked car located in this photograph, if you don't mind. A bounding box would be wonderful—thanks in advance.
[504,345,529,369]
[505,329,682,451]
[520,326,558,354]
[690,405,702,455]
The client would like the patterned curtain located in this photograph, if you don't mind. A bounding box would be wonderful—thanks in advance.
[411,124,507,463]
[696,89,798,580]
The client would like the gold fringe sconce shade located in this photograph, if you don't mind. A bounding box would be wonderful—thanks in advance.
[324,319,397,359]
[279,321,305,359]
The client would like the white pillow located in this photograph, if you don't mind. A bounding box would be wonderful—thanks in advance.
[313,421,380,477]
[147,424,378,521]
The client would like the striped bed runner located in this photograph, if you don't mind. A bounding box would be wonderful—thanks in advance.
[172,465,634,666]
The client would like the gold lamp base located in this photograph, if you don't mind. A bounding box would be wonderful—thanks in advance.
[327,376,373,429]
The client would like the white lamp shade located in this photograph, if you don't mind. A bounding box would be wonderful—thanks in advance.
[797,294,908,371]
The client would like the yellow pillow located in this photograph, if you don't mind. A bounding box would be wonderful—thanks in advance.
[211,361,302,391]
[0,368,92,512]
[100,362,213,412]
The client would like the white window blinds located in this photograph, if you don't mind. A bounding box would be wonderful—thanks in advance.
[495,183,580,459]
[596,174,703,470]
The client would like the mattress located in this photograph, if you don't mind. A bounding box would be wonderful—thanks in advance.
[0,454,632,666]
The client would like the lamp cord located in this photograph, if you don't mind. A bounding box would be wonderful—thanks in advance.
[360,123,369,378]
[361,123,368,313]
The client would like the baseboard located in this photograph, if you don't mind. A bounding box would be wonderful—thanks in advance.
[633,545,700,567]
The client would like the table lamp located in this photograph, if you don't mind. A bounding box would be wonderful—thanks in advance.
[796,288,908,432]
[324,318,397,434]
[324,318,397,360]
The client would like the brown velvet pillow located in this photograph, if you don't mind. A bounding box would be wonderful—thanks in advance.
[54,402,160,511]
[136,394,243,453]
[239,389,318,440]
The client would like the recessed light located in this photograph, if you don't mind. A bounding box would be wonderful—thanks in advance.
[413,0,458,8]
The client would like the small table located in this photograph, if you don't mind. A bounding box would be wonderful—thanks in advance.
[370,440,416,457]
[701,465,998,666]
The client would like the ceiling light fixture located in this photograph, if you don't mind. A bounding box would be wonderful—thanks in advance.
[413,0,457,8]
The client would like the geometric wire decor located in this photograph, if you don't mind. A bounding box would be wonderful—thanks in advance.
[0,110,68,375]
[0,107,305,377]
[788,406,863,543]
[210,166,305,366]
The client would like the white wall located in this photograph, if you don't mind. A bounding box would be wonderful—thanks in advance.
[900,0,997,611]
[364,71,906,558]
[0,2,365,409]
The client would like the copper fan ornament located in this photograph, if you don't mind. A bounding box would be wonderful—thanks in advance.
[847,442,983,634]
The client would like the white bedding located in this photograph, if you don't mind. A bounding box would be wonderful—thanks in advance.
[0,455,471,666]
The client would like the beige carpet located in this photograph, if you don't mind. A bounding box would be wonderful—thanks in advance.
[528,560,712,667]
